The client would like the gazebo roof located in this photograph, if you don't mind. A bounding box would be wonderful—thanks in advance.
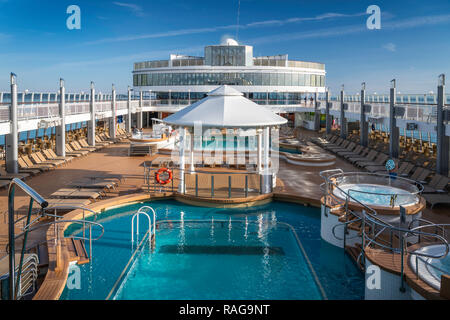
[163,85,288,128]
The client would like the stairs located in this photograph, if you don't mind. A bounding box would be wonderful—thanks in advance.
[345,243,364,272]
[66,238,90,265]
[129,144,154,156]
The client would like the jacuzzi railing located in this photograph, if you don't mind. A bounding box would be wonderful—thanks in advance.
[320,170,450,294]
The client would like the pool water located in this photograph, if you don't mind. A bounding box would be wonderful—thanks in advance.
[334,183,418,207]
[114,220,321,300]
[60,200,364,300]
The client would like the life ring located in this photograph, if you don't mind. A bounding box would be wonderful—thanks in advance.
[155,168,173,185]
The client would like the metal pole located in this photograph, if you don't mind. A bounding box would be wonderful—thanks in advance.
[245,175,248,197]
[6,73,18,174]
[325,89,331,134]
[360,82,369,147]
[340,85,347,138]
[127,86,132,133]
[8,185,16,299]
[211,175,214,198]
[389,80,400,158]
[313,92,320,131]
[436,74,448,175]
[195,174,198,197]
[228,176,232,198]
[88,81,96,146]
[56,78,66,157]
[137,91,143,129]
[110,84,116,140]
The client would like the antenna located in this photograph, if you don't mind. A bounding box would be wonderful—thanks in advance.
[236,0,241,41]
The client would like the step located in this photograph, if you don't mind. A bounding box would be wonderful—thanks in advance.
[345,245,364,272]
[66,238,90,265]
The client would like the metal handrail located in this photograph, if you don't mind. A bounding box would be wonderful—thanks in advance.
[131,206,156,244]
[320,169,450,292]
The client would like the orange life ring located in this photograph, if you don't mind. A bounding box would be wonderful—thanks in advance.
[155,168,173,185]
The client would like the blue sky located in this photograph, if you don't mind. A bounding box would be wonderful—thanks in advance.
[0,0,449,95]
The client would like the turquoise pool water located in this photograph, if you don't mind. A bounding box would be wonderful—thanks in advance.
[334,184,418,207]
[60,200,364,300]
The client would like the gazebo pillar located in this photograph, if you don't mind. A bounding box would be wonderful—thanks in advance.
[262,126,272,193]
[189,129,195,173]
[257,129,263,173]
[178,127,186,193]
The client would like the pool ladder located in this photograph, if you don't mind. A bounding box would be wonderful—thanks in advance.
[131,206,156,249]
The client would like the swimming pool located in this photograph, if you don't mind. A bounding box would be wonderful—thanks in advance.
[333,183,419,207]
[60,200,364,300]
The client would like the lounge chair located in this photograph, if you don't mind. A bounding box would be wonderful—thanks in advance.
[422,175,449,193]
[351,150,379,166]
[20,155,53,171]
[79,139,103,150]
[71,141,96,152]
[327,140,352,153]
[42,149,73,163]
[66,144,89,156]
[361,154,389,170]
[34,152,65,167]
[423,193,450,209]
[50,188,105,200]
[337,144,360,157]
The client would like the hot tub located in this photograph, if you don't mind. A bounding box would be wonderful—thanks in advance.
[333,183,419,207]
[409,244,450,291]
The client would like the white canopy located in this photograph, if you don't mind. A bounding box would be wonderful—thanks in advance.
[163,85,288,128]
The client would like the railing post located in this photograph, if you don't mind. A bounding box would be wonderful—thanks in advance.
[8,184,16,299]
[6,73,19,174]
[399,232,406,293]
[228,176,232,198]
[211,175,214,198]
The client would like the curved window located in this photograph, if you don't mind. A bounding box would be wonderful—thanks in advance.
[134,72,325,87]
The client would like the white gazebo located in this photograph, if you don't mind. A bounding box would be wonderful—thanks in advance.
[163,85,287,194]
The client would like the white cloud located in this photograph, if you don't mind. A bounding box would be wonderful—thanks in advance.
[113,2,145,17]
[84,11,364,45]
[382,43,396,52]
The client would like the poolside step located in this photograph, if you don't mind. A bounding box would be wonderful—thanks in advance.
[66,238,90,265]
[345,245,364,272]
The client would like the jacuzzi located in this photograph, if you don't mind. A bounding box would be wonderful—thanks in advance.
[333,183,419,207]
[409,244,450,290]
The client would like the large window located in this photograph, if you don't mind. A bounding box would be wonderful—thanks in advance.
[134,72,325,87]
